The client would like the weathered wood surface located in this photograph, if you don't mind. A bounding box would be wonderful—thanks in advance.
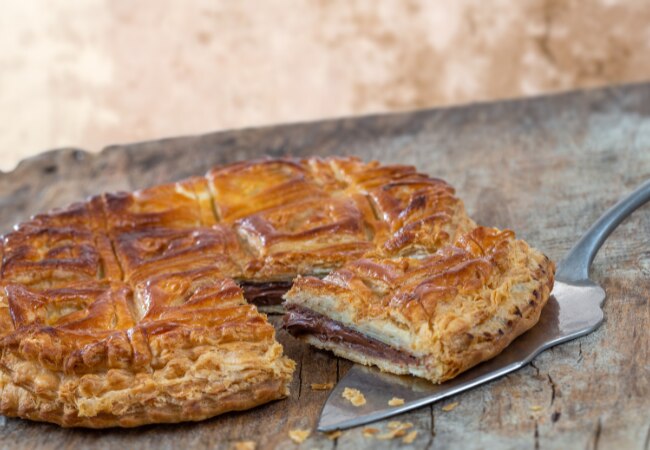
[1,83,649,450]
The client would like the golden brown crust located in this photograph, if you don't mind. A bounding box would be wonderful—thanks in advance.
[1,197,122,288]
[206,157,475,279]
[0,156,550,426]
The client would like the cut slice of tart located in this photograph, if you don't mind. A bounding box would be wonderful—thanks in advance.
[283,226,555,383]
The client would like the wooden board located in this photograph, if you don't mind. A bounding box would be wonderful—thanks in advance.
[1,83,649,450]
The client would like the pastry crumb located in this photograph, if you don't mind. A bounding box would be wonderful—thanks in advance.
[403,430,418,444]
[529,405,543,411]
[288,429,311,444]
[442,401,459,411]
[363,422,416,441]
[231,442,256,450]
[342,387,366,406]
[362,427,379,437]
[325,430,342,440]
[377,421,414,440]
[387,420,413,429]
[377,429,405,440]
[311,382,334,390]
[388,397,405,406]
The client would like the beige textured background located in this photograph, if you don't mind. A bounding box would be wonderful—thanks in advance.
[1,0,649,171]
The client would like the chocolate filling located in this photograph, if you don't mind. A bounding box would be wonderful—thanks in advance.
[240,281,293,307]
[283,304,418,366]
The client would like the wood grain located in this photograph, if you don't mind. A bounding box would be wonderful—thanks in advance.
[0,83,649,449]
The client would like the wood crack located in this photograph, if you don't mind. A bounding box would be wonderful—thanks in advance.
[297,351,304,399]
[426,405,435,448]
[644,421,650,450]
[530,361,541,377]
[592,417,602,450]
[547,373,556,405]
[551,410,561,423]
[578,342,584,363]
[336,358,340,382]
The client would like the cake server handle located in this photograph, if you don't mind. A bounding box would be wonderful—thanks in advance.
[556,179,650,283]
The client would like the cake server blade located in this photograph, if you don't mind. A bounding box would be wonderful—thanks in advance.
[318,179,650,432]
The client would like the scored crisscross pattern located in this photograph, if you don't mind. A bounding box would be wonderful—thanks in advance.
[0,157,474,427]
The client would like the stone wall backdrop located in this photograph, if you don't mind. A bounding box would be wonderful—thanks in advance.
[1,0,649,170]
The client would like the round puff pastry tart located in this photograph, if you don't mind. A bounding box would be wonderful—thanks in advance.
[0,156,550,426]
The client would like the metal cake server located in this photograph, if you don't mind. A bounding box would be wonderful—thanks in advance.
[318,179,650,432]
